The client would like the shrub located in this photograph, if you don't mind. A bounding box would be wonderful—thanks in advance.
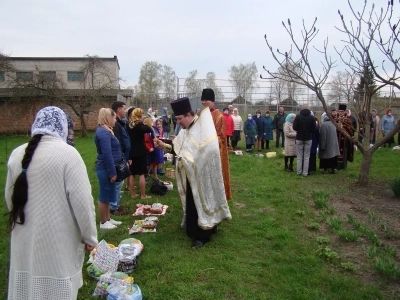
[308,222,320,230]
[374,256,399,278]
[326,217,343,231]
[389,177,400,198]
[337,229,360,242]
[316,236,330,244]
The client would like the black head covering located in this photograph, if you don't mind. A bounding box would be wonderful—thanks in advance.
[201,88,215,102]
[338,104,347,111]
[170,97,192,116]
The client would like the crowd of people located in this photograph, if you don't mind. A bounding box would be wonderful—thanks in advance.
[4,90,399,298]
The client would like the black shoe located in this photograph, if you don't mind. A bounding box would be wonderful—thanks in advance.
[212,226,218,234]
[285,165,290,172]
[289,165,294,172]
[191,240,207,248]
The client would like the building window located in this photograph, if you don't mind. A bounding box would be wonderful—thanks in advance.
[0,73,4,82]
[67,71,83,81]
[16,71,33,82]
[39,71,56,80]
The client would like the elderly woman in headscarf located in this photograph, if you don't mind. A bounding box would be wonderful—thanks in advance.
[319,112,340,174]
[283,113,297,172]
[94,108,123,230]
[5,106,98,299]
[127,108,155,199]
[243,113,257,152]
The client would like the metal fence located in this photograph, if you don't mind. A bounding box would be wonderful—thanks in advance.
[129,78,400,117]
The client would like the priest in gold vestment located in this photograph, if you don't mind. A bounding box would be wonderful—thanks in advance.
[156,97,231,248]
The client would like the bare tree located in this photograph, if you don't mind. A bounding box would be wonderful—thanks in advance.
[327,71,357,104]
[261,1,400,185]
[270,77,286,109]
[280,62,302,100]
[229,62,259,103]
[161,65,177,100]
[138,61,162,107]
[0,52,16,77]
[204,72,224,101]
[60,55,121,137]
[184,70,204,97]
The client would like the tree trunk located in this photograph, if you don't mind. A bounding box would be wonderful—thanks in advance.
[357,150,372,185]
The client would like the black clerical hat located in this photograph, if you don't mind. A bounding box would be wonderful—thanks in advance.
[170,97,192,116]
[201,88,215,102]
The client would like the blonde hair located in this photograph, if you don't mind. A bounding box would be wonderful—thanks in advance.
[129,108,144,126]
[98,108,115,126]
[143,117,153,127]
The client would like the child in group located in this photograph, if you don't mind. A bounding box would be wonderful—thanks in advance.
[143,117,155,182]
[150,118,165,179]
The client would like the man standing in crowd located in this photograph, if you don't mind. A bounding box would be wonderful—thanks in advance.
[273,106,287,148]
[228,104,234,115]
[293,103,317,177]
[155,97,232,248]
[111,101,131,215]
[201,88,232,200]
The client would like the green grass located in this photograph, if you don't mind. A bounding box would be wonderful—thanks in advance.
[1,133,399,299]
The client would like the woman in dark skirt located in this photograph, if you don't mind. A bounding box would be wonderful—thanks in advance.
[308,113,320,174]
[127,108,154,199]
[319,113,340,174]
[231,108,243,150]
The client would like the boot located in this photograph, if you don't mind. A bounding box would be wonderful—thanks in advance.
[285,165,290,172]
[289,165,294,172]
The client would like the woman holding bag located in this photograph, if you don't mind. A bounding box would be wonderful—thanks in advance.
[94,108,123,230]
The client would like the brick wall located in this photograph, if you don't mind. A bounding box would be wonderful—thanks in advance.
[0,99,115,134]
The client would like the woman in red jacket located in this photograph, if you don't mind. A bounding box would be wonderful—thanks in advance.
[222,107,234,148]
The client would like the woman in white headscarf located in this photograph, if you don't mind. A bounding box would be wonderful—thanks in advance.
[5,106,98,300]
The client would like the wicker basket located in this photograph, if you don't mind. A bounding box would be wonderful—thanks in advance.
[165,168,175,179]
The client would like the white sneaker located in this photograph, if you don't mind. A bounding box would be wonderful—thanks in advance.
[100,221,117,230]
[109,218,122,226]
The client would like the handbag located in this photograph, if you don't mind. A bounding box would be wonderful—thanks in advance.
[115,159,131,182]
[150,179,168,195]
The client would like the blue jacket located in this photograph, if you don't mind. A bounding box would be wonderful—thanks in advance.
[94,126,122,177]
[381,114,396,134]
[262,116,274,140]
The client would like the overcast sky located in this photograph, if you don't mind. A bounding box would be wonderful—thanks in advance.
[1,0,395,94]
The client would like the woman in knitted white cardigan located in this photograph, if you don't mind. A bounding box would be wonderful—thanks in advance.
[5,106,98,300]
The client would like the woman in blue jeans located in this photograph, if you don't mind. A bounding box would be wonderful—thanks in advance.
[94,108,123,230]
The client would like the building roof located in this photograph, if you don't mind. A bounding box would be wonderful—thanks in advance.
[9,56,120,70]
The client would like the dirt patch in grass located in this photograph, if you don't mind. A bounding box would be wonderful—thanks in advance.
[312,182,400,297]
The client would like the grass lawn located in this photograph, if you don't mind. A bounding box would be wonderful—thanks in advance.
[1,133,399,299]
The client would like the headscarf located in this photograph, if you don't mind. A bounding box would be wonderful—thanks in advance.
[386,109,392,116]
[162,107,168,116]
[233,108,239,115]
[285,113,295,123]
[97,108,115,135]
[31,106,68,142]
[322,112,329,122]
[246,114,255,126]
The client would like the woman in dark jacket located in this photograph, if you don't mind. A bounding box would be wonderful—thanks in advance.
[161,107,171,138]
[127,108,154,199]
[253,110,264,151]
[262,110,274,149]
[244,114,257,152]
[308,113,320,174]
